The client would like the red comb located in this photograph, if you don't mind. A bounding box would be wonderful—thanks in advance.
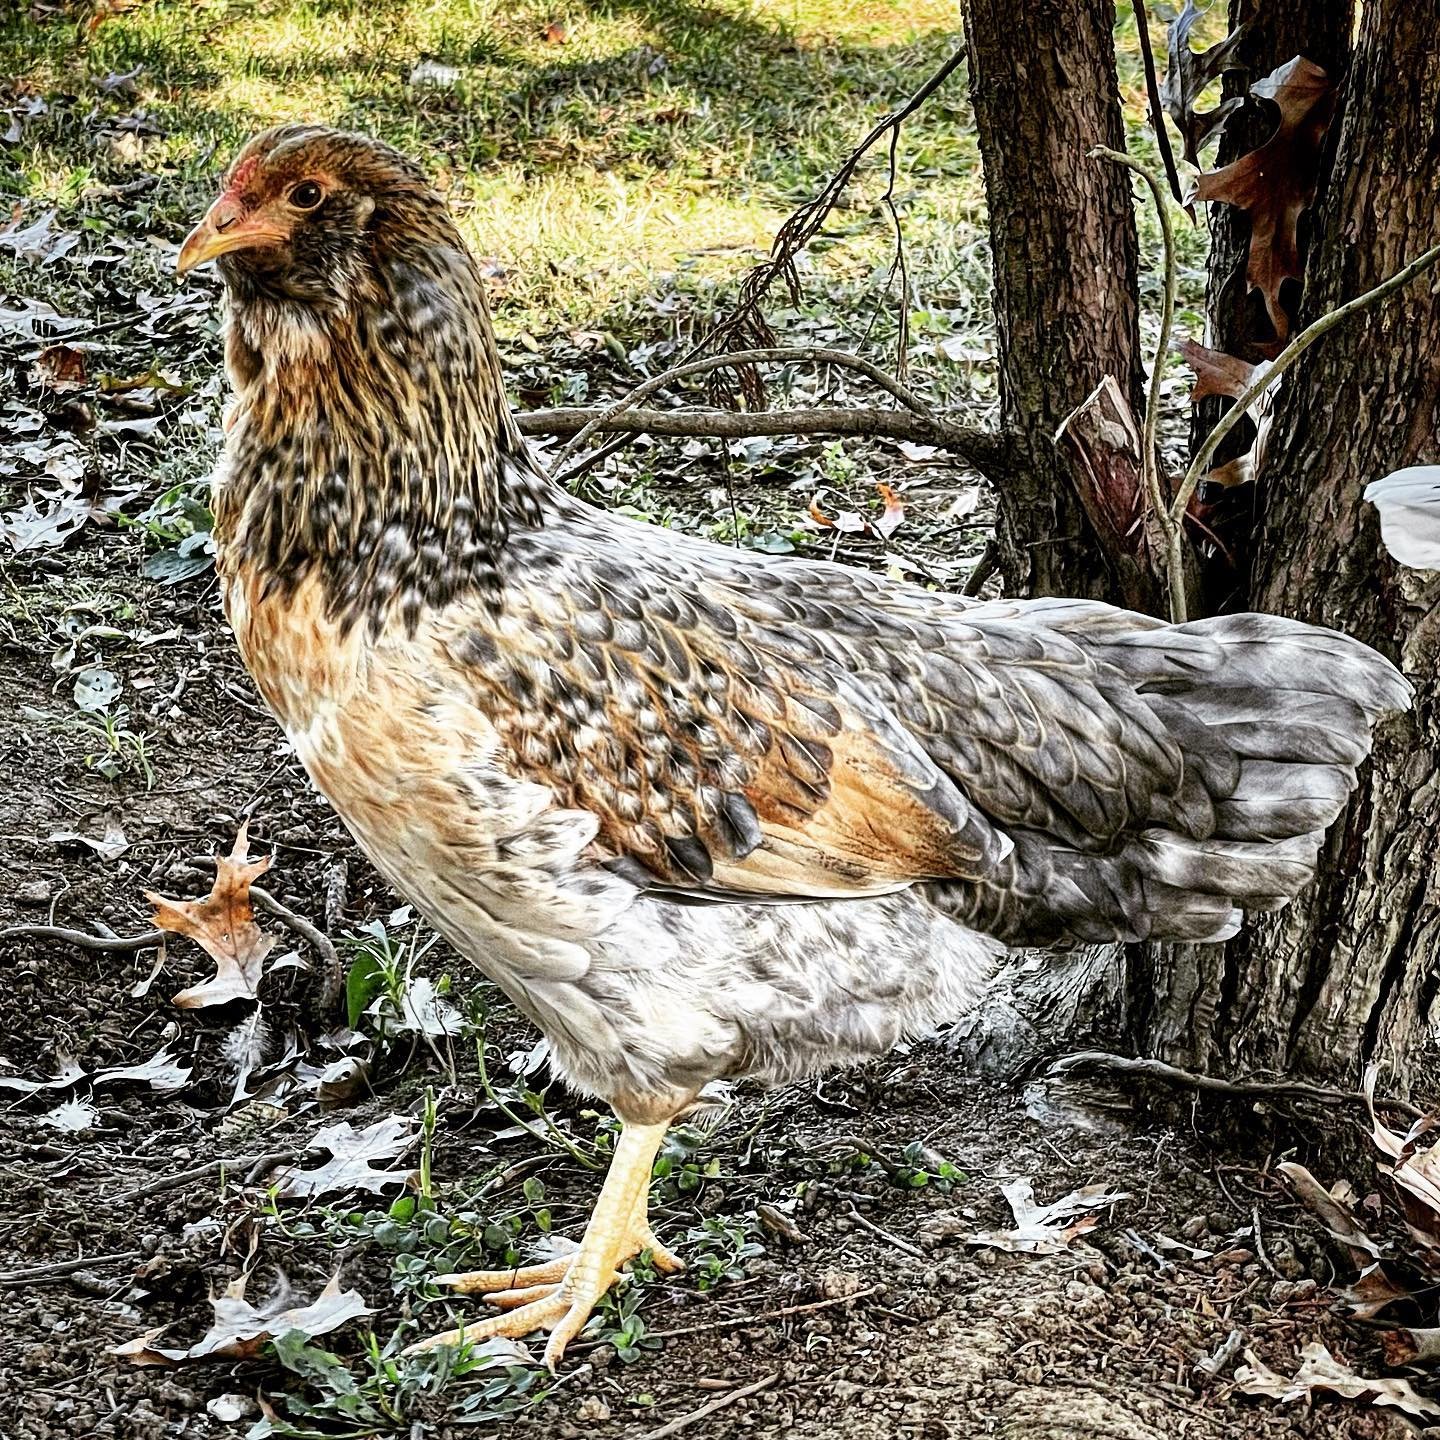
[225,155,261,195]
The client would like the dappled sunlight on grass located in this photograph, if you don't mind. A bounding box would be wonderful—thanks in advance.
[1,0,973,328]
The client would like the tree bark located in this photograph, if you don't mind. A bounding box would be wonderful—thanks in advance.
[963,0,1149,605]
[1131,0,1440,1091]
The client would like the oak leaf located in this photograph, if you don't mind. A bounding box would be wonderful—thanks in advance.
[114,1274,372,1367]
[1177,339,1258,403]
[272,1115,419,1200]
[1194,57,1336,343]
[148,825,275,1008]
[1162,0,1248,165]
[1236,1342,1440,1419]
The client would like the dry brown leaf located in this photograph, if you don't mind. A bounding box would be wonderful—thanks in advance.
[874,482,905,540]
[1178,339,1259,403]
[272,1115,419,1200]
[114,1274,372,1368]
[1278,1161,1381,1265]
[32,344,88,393]
[1194,58,1336,343]
[1236,1342,1440,1419]
[1384,1327,1440,1367]
[966,1178,1129,1255]
[1161,0,1248,165]
[148,825,275,1009]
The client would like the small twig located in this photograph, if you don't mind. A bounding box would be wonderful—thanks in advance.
[1132,0,1185,206]
[639,1373,779,1440]
[1251,1205,1279,1278]
[0,1251,141,1287]
[1049,1050,1425,1119]
[553,346,947,465]
[1172,240,1440,548]
[113,1148,303,1203]
[1091,146,1185,620]
[846,1204,925,1259]
[0,923,162,953]
[250,884,340,1006]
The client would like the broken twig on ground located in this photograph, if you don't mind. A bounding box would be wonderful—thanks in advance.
[1049,1050,1424,1119]
[639,1373,780,1440]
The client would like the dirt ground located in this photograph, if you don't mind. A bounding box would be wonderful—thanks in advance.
[3,505,1435,1439]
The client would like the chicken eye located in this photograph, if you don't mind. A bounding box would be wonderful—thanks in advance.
[289,181,324,210]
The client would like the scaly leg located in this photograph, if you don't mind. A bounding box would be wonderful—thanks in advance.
[405,1118,681,1369]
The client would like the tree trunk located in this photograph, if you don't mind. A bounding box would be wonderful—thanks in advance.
[963,0,1147,604]
[1131,0,1440,1090]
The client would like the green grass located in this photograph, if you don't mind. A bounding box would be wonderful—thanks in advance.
[3,0,980,332]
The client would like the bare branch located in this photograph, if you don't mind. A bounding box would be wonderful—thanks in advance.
[701,47,966,391]
[1132,0,1186,207]
[1,923,161,953]
[552,345,944,464]
[520,403,1009,473]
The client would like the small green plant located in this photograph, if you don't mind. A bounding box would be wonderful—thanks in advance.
[248,1325,550,1437]
[651,1124,722,1202]
[125,479,217,584]
[593,1280,661,1364]
[894,1140,967,1192]
[77,708,155,787]
[684,1215,766,1292]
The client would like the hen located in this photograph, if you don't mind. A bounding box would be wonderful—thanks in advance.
[178,126,1409,1366]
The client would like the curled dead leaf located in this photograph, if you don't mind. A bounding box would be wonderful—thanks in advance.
[148,825,275,1008]
[114,1273,372,1368]
[1236,1342,1440,1419]
[874,481,905,540]
[966,1178,1129,1255]
[32,344,88,393]
[1161,1,1248,165]
[1178,339,1259,404]
[1194,58,1336,343]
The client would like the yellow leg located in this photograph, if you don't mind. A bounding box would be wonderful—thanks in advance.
[405,1118,681,1370]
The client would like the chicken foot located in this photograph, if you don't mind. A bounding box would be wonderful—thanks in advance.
[405,1118,681,1369]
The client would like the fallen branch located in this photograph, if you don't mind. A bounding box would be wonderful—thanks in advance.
[1049,1050,1425,1119]
[250,883,341,1006]
[0,923,161,953]
[554,345,951,465]
[113,1147,303,1203]
[639,1373,779,1440]
[519,403,1006,470]
[0,1251,141,1287]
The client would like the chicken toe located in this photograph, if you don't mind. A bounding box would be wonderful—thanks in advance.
[406,1118,680,1369]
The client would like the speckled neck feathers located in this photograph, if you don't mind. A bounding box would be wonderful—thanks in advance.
[217,195,550,634]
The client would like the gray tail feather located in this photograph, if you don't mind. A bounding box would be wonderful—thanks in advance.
[932,611,1409,946]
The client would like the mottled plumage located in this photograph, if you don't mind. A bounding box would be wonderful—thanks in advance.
[181,125,1410,1364]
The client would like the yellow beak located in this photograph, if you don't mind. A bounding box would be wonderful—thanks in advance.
[175,197,281,277]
